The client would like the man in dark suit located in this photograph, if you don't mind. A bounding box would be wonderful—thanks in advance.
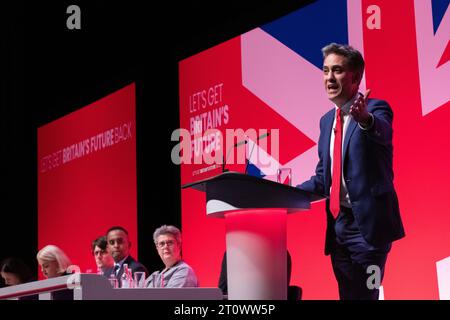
[298,43,405,300]
[103,226,148,287]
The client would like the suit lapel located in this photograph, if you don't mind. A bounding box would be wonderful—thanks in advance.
[343,117,357,161]
[322,110,334,192]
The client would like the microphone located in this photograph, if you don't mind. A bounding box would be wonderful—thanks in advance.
[244,132,270,175]
[222,138,248,173]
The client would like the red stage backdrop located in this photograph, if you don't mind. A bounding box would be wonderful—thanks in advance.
[37,83,137,278]
[179,0,450,299]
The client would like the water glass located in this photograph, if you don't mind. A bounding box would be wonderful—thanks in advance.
[133,272,146,288]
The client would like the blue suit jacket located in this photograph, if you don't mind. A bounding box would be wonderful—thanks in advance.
[298,99,405,255]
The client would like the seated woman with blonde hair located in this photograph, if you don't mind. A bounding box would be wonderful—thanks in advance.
[36,245,73,300]
[37,245,72,279]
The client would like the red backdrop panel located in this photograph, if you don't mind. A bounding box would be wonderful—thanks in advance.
[37,83,137,278]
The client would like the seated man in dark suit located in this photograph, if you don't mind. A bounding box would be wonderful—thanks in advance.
[103,226,148,287]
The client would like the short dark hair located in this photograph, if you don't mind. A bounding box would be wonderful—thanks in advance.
[106,226,129,236]
[322,42,365,83]
[91,236,107,253]
[0,257,34,283]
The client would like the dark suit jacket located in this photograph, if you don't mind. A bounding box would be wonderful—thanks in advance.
[103,255,149,280]
[298,99,405,255]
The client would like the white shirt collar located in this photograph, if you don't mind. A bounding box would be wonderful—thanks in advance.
[115,255,129,268]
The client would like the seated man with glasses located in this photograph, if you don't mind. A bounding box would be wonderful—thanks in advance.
[91,236,114,276]
[146,225,199,288]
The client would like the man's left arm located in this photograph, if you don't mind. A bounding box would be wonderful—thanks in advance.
[360,101,394,146]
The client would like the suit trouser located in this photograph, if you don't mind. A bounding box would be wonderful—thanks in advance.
[330,241,389,300]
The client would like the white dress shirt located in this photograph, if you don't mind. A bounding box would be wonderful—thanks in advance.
[329,93,359,208]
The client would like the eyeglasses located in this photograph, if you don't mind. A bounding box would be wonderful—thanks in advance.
[156,240,175,249]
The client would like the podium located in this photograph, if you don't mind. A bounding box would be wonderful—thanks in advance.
[182,172,313,300]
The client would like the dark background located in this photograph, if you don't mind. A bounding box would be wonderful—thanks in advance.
[0,0,314,287]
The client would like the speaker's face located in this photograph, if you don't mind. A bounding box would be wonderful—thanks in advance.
[323,53,359,107]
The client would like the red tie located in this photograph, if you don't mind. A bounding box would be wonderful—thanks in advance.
[330,108,342,219]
